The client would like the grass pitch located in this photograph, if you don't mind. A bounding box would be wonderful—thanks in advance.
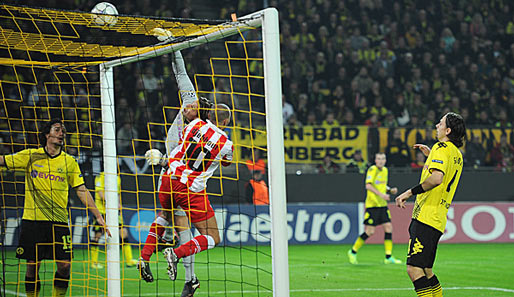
[2,243,513,296]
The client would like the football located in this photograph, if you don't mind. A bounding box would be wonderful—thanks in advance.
[91,2,118,26]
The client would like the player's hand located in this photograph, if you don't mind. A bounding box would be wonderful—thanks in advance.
[381,193,391,201]
[145,149,165,166]
[96,216,112,238]
[413,144,431,157]
[390,187,398,195]
[395,190,411,209]
[150,27,174,42]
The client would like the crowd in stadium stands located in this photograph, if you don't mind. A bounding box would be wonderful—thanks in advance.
[2,0,514,171]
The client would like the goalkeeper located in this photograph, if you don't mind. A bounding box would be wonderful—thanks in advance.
[138,48,208,296]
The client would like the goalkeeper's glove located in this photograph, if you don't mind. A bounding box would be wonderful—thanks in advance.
[145,149,167,167]
[150,28,175,42]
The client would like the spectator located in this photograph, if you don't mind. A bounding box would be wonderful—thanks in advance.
[410,151,426,169]
[490,135,514,172]
[316,155,340,174]
[322,112,339,128]
[245,171,269,205]
[385,129,411,167]
[282,94,295,125]
[117,121,138,154]
[246,149,266,175]
[465,134,487,168]
[346,149,369,174]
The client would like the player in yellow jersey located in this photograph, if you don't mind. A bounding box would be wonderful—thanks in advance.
[0,119,110,297]
[348,153,402,264]
[396,112,466,297]
[90,172,138,269]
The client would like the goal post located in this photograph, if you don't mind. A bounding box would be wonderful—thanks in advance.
[99,63,121,297]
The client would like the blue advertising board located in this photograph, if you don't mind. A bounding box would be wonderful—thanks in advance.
[1,203,361,247]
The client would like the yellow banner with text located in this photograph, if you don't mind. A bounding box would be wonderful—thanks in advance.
[234,126,369,164]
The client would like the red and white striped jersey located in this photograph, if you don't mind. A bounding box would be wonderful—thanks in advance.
[167,118,233,192]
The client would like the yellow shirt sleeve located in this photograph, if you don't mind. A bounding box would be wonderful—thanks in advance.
[365,166,377,184]
[3,149,31,170]
[428,143,450,175]
[66,155,85,188]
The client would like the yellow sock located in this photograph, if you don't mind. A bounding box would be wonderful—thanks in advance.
[384,239,393,256]
[432,284,443,297]
[428,275,443,297]
[91,245,99,264]
[352,237,365,252]
[123,244,134,262]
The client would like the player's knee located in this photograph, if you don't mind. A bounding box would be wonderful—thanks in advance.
[406,265,423,280]
[366,229,375,236]
[56,262,71,277]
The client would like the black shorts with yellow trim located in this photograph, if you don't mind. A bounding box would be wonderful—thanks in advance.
[92,215,123,233]
[406,219,443,268]
[363,206,391,226]
[16,220,72,261]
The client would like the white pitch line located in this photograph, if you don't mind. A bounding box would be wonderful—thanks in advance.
[113,286,514,296]
[4,289,26,296]
[4,286,513,296]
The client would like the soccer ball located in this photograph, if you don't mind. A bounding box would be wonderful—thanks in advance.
[91,2,118,26]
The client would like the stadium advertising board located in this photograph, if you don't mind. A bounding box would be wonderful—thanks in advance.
[2,203,513,247]
[365,202,514,244]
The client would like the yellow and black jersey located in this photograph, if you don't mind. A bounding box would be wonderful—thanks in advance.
[365,165,389,208]
[3,148,84,223]
[413,141,463,233]
[94,172,121,215]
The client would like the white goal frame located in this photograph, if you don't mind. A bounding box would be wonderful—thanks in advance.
[99,8,289,297]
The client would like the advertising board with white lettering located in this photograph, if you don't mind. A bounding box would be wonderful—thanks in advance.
[2,203,513,247]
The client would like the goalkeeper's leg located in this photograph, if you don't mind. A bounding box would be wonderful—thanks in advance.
[174,210,196,283]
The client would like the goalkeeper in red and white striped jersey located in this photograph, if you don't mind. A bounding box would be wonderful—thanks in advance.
[138,48,211,296]
[161,104,233,282]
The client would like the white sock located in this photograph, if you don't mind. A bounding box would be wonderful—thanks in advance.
[179,229,195,282]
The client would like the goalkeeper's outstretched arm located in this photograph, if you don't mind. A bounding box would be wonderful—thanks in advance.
[165,50,199,155]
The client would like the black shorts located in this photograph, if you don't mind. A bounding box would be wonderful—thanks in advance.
[16,220,72,261]
[406,219,443,268]
[363,207,391,226]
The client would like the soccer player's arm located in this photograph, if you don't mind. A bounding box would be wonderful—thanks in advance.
[396,145,448,208]
[1,149,31,169]
[76,185,111,237]
[70,159,111,237]
[365,167,389,200]
[165,50,198,155]
[221,142,234,167]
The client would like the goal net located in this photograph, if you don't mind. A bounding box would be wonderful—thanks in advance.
[0,4,288,297]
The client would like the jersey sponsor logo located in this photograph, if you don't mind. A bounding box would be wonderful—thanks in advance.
[375,180,385,184]
[432,159,444,164]
[34,164,44,168]
[30,170,65,182]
